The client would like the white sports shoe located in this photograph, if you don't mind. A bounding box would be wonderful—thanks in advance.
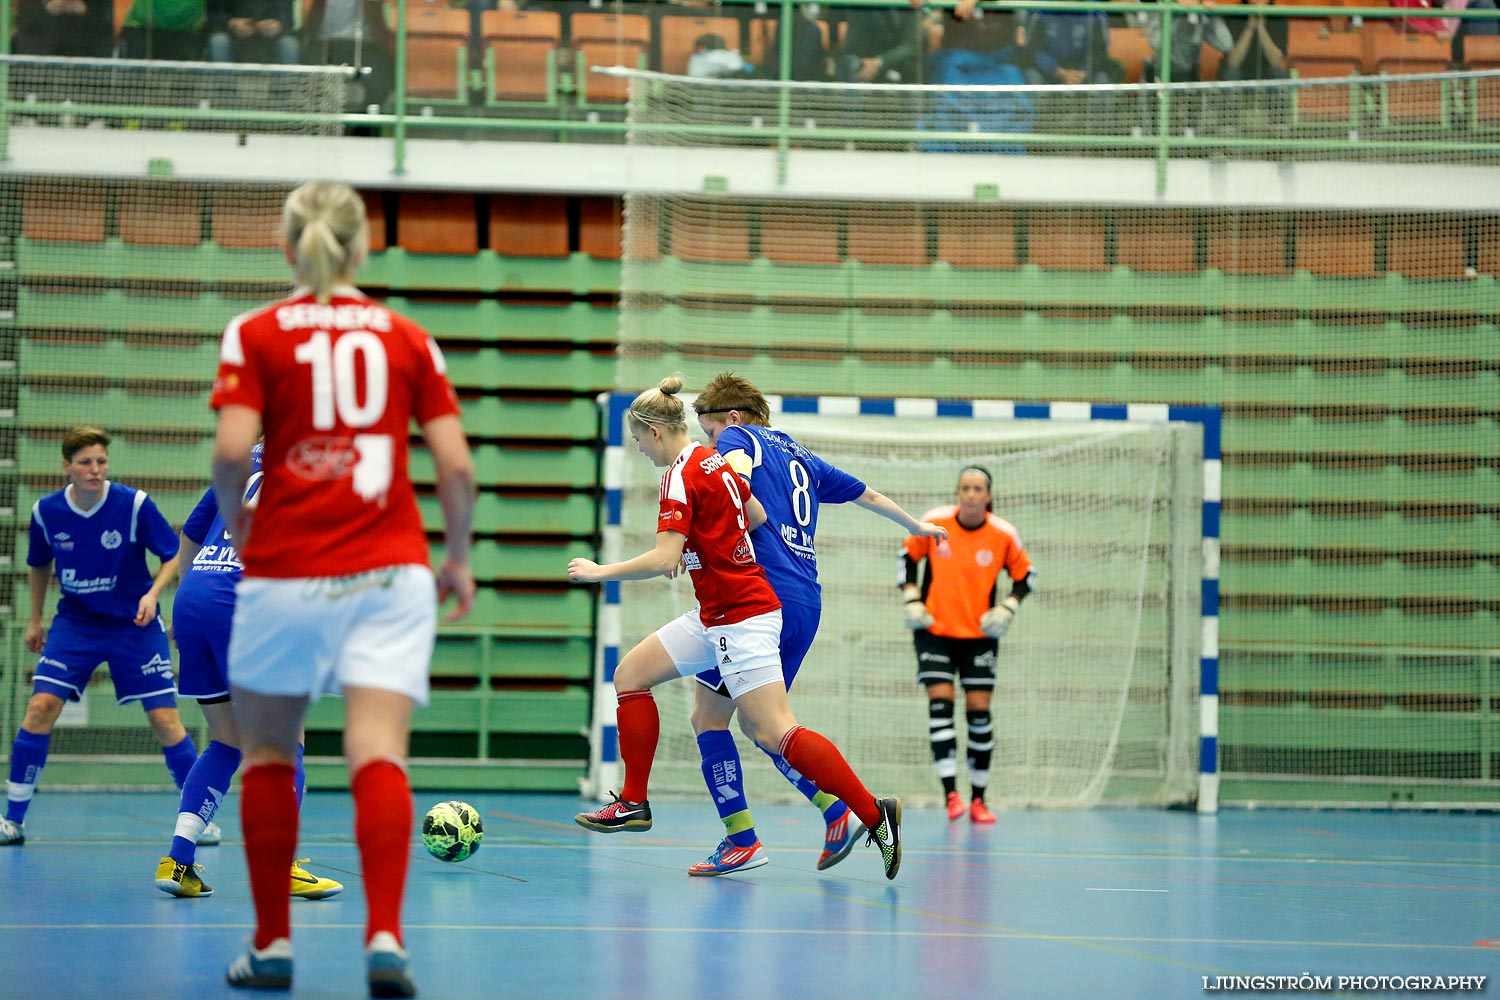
[0,818,24,846]
[196,821,223,847]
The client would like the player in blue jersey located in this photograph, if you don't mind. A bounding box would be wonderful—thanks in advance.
[686,373,947,876]
[2,426,193,846]
[154,443,343,900]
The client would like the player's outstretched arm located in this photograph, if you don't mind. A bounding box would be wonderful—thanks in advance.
[854,487,948,540]
[568,530,688,584]
[423,413,478,623]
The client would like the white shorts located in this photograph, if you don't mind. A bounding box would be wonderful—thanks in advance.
[228,564,437,706]
[655,608,784,699]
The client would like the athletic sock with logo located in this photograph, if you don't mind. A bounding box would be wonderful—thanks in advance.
[697,730,757,848]
[170,739,241,865]
[5,729,49,824]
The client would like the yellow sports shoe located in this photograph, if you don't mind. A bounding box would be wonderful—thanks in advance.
[289,859,344,900]
[156,856,213,897]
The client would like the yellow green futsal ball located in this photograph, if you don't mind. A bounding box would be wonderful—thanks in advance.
[421,800,483,862]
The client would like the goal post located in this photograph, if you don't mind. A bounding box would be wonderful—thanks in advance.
[585,393,1221,814]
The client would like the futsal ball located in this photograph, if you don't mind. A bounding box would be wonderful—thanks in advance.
[421,800,483,863]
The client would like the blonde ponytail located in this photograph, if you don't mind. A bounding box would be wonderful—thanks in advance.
[283,181,368,304]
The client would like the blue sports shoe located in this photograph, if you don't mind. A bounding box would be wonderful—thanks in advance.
[816,808,866,872]
[688,838,769,877]
[225,937,293,991]
[367,931,417,998]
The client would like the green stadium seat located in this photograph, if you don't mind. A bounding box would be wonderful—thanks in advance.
[410,444,596,489]
[20,434,213,482]
[487,687,589,735]
[467,586,592,634]
[440,347,615,392]
[418,492,596,537]
[458,539,593,582]
[458,397,599,441]
[20,335,220,384]
[19,386,214,435]
[430,630,591,680]
[381,299,617,345]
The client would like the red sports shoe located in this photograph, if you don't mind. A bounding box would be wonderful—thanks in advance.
[945,791,965,822]
[970,799,996,824]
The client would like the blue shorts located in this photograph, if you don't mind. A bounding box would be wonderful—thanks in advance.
[695,600,820,695]
[172,598,233,701]
[34,614,177,710]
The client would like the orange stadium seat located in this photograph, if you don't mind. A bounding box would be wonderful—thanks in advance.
[1463,34,1500,124]
[490,195,569,258]
[759,204,841,265]
[397,192,479,255]
[210,190,281,250]
[481,9,561,102]
[847,205,928,266]
[570,12,650,104]
[1207,213,1292,275]
[120,183,201,246]
[405,2,471,101]
[1118,211,1198,273]
[361,190,388,253]
[1295,213,1376,277]
[1110,27,1153,83]
[659,14,742,77]
[579,196,625,260]
[670,202,752,263]
[1287,21,1363,121]
[1028,209,1106,271]
[24,181,106,243]
[935,207,1019,269]
[1200,41,1224,82]
[1364,25,1450,122]
[1387,215,1468,279]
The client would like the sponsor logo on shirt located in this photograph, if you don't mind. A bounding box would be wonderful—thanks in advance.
[59,568,117,594]
[975,549,994,567]
[54,531,74,551]
[100,529,122,550]
[731,537,754,565]
[288,436,359,481]
[682,549,703,571]
[139,653,173,677]
[191,544,243,573]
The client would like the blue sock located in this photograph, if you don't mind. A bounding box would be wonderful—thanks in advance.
[6,729,51,824]
[294,743,306,809]
[759,744,849,824]
[161,733,198,790]
[169,739,242,865]
[697,730,757,848]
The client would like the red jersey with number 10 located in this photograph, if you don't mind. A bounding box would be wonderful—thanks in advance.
[658,443,780,627]
[210,290,461,579]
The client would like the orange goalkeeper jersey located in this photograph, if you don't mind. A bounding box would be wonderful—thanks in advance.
[903,506,1034,640]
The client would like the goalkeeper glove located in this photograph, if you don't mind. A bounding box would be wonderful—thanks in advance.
[979,596,1021,639]
[902,585,934,631]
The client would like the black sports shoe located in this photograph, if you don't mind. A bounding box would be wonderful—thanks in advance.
[575,792,653,833]
[864,796,902,880]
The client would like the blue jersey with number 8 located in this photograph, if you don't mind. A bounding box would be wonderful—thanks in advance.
[715,424,865,610]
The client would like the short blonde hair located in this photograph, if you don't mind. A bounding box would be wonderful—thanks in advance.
[693,371,770,426]
[283,181,369,304]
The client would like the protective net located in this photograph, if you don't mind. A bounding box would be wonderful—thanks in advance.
[606,409,1203,809]
[616,71,1499,807]
[0,53,349,781]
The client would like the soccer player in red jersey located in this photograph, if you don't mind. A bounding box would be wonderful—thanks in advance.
[210,181,477,998]
[567,377,903,881]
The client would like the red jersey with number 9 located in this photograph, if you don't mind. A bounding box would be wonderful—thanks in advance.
[210,290,461,579]
[658,443,780,627]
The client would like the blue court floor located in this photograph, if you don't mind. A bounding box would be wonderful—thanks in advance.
[0,792,1496,1000]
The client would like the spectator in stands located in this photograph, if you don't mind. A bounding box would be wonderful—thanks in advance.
[1219,12,1288,80]
[833,4,924,83]
[1130,0,1235,82]
[921,0,1031,153]
[207,0,300,64]
[119,0,207,59]
[758,7,828,81]
[1021,0,1124,86]
[1451,0,1500,62]
[687,33,752,78]
[1394,0,1452,36]
[12,0,115,57]
[303,0,396,111]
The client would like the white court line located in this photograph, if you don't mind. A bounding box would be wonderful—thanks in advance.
[1085,887,1170,893]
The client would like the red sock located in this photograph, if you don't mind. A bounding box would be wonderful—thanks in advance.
[616,689,658,804]
[780,727,879,829]
[352,758,413,948]
[240,763,299,950]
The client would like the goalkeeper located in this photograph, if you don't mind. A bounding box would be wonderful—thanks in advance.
[900,467,1034,824]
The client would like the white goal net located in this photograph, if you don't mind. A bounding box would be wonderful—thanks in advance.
[600,403,1204,810]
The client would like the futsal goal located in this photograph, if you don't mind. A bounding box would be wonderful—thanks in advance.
[586,394,1218,813]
